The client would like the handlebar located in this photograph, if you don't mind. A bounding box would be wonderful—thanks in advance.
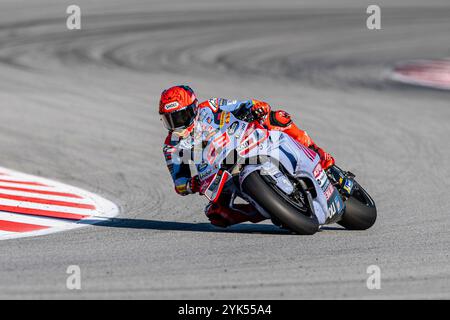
[232,105,256,123]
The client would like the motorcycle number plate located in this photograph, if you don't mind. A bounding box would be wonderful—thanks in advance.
[204,170,231,203]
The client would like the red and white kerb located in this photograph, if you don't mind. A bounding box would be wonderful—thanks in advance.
[0,167,119,240]
[390,59,450,90]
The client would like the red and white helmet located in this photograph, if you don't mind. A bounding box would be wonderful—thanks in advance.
[159,85,198,131]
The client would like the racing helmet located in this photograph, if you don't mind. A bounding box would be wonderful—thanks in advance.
[159,85,198,131]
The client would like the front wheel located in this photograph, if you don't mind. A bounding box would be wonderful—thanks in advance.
[241,171,319,235]
[338,182,377,230]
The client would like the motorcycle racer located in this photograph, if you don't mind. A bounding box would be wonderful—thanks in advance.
[159,85,335,227]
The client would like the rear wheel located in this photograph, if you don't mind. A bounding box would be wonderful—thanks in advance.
[242,171,319,235]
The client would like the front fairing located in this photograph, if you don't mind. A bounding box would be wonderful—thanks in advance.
[193,109,254,193]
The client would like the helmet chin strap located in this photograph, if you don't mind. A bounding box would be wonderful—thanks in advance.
[172,123,194,138]
[172,128,187,137]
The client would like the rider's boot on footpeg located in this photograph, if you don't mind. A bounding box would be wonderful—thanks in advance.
[205,203,266,228]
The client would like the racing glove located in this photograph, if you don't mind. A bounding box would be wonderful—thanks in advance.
[251,100,271,119]
[186,175,202,194]
[317,147,335,170]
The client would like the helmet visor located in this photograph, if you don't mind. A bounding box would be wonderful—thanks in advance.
[161,103,196,131]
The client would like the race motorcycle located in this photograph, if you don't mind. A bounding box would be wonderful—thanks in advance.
[190,105,377,235]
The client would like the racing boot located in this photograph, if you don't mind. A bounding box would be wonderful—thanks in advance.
[205,202,266,228]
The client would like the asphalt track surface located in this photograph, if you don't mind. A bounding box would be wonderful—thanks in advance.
[0,0,450,299]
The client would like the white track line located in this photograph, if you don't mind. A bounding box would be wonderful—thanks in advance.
[0,182,62,191]
[0,212,74,228]
[0,188,93,203]
[0,231,17,238]
[0,198,96,215]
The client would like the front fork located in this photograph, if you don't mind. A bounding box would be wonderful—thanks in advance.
[327,165,356,199]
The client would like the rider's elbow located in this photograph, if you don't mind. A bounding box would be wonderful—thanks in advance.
[174,184,190,196]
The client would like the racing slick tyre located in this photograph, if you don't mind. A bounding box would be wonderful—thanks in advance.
[338,183,377,230]
[242,171,319,235]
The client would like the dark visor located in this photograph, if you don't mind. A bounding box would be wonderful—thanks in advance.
[161,103,196,131]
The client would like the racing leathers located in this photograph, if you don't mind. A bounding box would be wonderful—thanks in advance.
[163,98,334,227]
